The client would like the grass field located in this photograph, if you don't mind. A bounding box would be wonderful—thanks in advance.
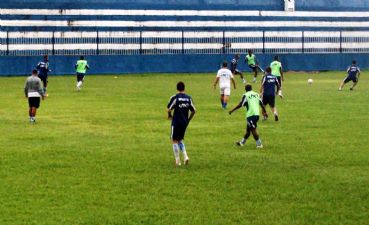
[0,72,368,225]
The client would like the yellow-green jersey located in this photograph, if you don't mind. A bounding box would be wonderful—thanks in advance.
[75,60,89,74]
[245,54,256,66]
[240,91,262,118]
[270,60,282,77]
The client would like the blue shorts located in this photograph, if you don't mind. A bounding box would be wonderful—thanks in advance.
[247,116,259,129]
[170,124,188,141]
[249,65,257,72]
[77,73,85,82]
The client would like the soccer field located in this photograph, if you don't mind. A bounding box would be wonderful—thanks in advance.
[0,72,368,225]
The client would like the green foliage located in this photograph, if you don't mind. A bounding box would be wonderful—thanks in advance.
[0,72,368,225]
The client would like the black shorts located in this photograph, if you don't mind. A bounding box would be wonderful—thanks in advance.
[28,97,40,108]
[39,76,48,87]
[170,124,188,141]
[249,65,257,72]
[343,76,357,83]
[262,95,275,107]
[231,69,242,75]
[77,73,85,82]
[247,116,259,129]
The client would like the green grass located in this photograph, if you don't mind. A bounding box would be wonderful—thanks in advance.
[0,72,368,225]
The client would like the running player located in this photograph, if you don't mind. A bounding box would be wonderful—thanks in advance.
[213,61,236,109]
[260,67,280,121]
[36,55,50,96]
[167,82,196,166]
[270,55,284,98]
[245,49,259,83]
[75,56,90,91]
[230,54,246,83]
[24,70,46,123]
[339,60,361,91]
[229,84,267,148]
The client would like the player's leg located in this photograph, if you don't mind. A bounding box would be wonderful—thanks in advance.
[236,70,246,83]
[262,95,269,120]
[270,96,278,121]
[339,76,349,90]
[249,116,262,148]
[170,126,181,166]
[350,78,358,90]
[253,67,258,82]
[222,88,231,109]
[178,125,189,165]
[237,126,251,146]
[76,74,84,90]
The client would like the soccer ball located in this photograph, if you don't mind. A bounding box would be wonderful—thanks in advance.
[308,79,313,84]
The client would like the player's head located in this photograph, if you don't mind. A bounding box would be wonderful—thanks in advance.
[235,54,240,60]
[177,81,185,92]
[248,49,253,55]
[222,61,228,68]
[80,56,85,60]
[274,55,279,61]
[352,60,356,65]
[32,69,38,76]
[266,67,272,74]
[245,84,252,92]
[43,55,48,61]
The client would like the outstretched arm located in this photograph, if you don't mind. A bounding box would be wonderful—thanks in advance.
[280,68,284,81]
[213,77,219,90]
[229,102,242,115]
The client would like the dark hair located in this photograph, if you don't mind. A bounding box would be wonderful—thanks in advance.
[266,67,272,73]
[352,60,356,65]
[235,54,240,59]
[274,55,279,61]
[32,69,38,75]
[248,49,252,54]
[80,56,85,60]
[44,55,48,60]
[222,61,228,68]
[177,81,185,91]
[245,84,252,92]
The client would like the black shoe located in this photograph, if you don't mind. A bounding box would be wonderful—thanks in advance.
[274,115,279,121]
[350,87,353,91]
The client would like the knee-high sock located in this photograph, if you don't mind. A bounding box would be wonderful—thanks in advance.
[172,143,180,162]
[179,142,188,158]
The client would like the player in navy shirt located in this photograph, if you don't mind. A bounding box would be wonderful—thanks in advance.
[230,54,246,83]
[36,55,51,95]
[339,60,361,91]
[167,82,196,166]
[260,67,280,121]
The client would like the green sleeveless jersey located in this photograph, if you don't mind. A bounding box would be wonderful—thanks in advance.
[246,54,256,66]
[270,60,282,77]
[242,91,260,118]
[76,60,89,74]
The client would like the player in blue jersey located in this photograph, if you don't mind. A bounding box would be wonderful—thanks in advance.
[231,54,246,84]
[36,55,51,96]
[167,82,196,166]
[260,67,280,121]
[339,60,361,91]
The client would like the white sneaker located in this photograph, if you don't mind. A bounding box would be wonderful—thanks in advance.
[236,141,244,146]
[256,144,263,148]
[175,160,181,166]
[242,79,246,84]
[278,90,283,98]
[184,157,189,165]
[252,78,256,83]
[338,88,342,91]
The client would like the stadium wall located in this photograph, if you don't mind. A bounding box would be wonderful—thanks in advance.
[1,53,368,76]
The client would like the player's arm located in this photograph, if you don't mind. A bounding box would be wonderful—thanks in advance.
[24,81,28,98]
[260,76,265,94]
[38,80,45,100]
[167,96,176,119]
[86,63,90,70]
[36,62,41,70]
[213,77,219,89]
[229,95,245,115]
[357,68,361,78]
[188,98,196,122]
[231,77,236,89]
[280,67,284,81]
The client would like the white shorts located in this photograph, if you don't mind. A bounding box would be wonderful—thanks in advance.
[220,87,231,96]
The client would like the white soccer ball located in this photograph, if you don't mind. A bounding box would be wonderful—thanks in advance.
[308,78,313,84]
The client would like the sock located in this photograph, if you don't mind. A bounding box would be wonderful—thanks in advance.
[221,102,225,109]
[77,81,83,88]
[278,90,282,95]
[274,111,278,116]
[172,143,180,162]
[179,142,188,159]
[223,103,227,109]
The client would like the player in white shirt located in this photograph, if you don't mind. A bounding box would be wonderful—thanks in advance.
[213,61,236,109]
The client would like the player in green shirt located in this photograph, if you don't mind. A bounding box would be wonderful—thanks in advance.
[245,49,259,83]
[229,84,267,148]
[75,56,90,91]
[270,55,284,98]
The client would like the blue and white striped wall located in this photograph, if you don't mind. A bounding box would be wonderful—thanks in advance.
[1,0,369,75]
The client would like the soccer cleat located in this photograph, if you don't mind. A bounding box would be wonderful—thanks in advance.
[236,141,244,146]
[242,79,246,84]
[263,114,268,121]
[252,78,257,83]
[256,144,263,148]
[338,88,342,91]
[274,115,279,121]
[175,160,181,166]
[184,157,189,165]
[350,87,354,91]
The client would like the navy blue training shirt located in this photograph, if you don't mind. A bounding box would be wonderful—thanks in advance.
[261,74,280,96]
[347,65,360,78]
[37,61,50,77]
[167,93,196,126]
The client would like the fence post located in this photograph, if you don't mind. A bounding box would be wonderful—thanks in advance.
[52,31,55,55]
[181,30,184,54]
[302,31,305,54]
[139,31,143,55]
[339,31,342,53]
[6,31,9,56]
[262,31,265,54]
[222,31,225,54]
[96,31,99,55]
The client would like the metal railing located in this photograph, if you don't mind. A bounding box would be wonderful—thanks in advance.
[1,30,369,56]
